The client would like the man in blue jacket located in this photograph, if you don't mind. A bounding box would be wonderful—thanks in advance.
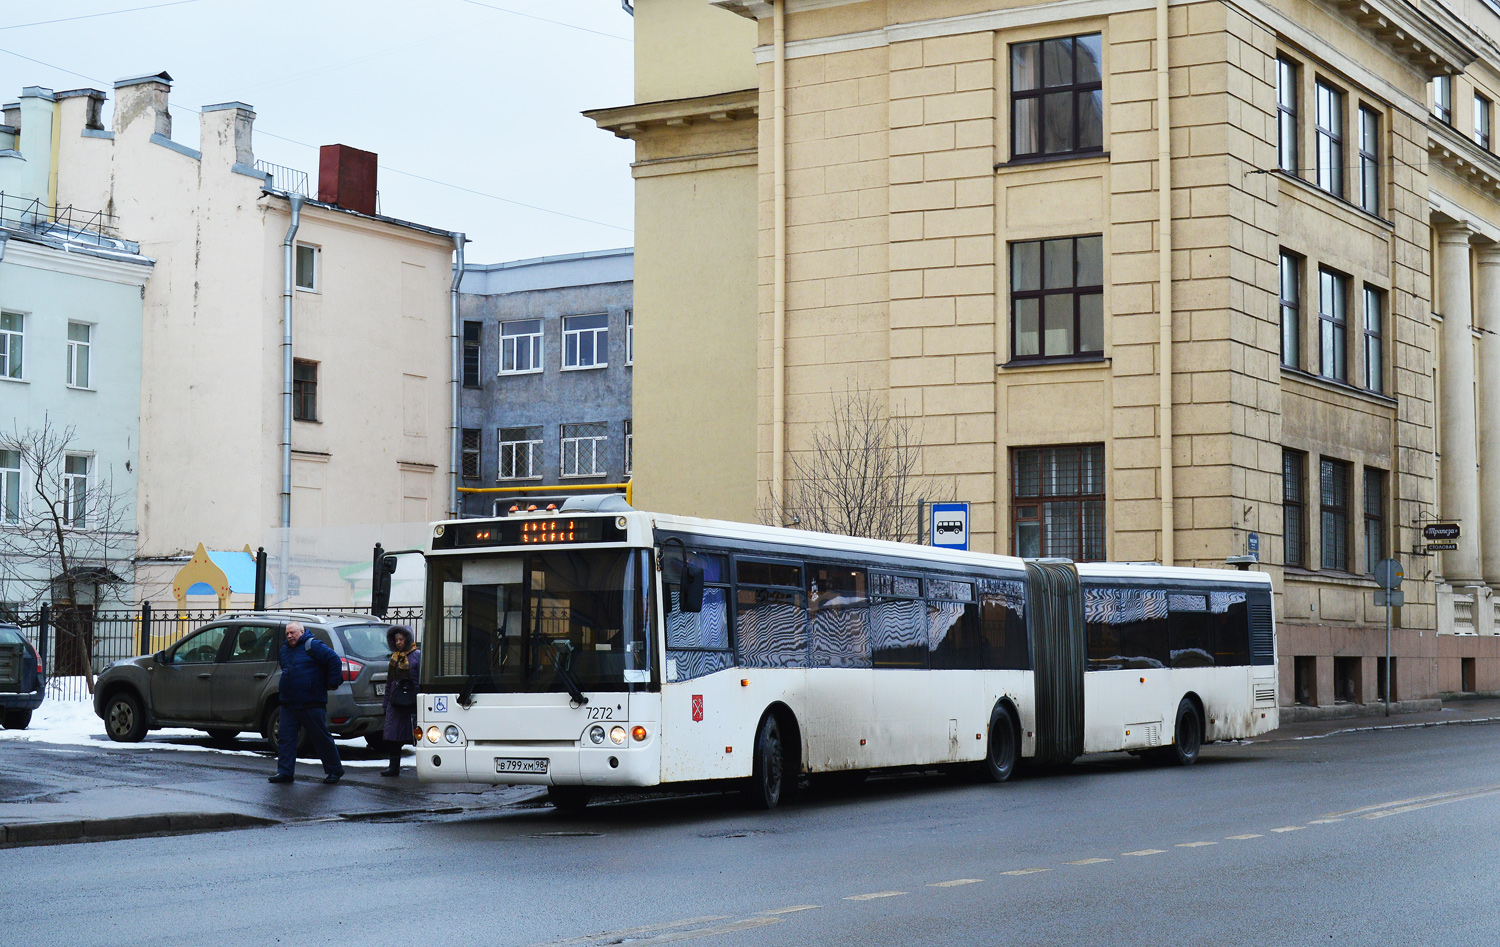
[268,622,346,784]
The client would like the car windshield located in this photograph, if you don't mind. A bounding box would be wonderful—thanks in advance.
[0,629,24,646]
[336,624,393,661]
[424,549,652,694]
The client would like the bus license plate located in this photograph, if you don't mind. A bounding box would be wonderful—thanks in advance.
[495,758,549,775]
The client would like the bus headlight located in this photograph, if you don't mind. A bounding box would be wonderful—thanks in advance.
[433,524,445,537]
[631,725,648,743]
[609,725,626,745]
[588,725,606,744]
[444,725,461,744]
[615,516,628,530]
[426,725,441,743]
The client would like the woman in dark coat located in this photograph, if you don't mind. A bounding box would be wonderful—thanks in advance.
[380,625,420,777]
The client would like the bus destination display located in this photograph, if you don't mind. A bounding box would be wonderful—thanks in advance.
[438,517,626,549]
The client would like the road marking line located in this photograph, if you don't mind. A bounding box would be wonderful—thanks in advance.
[1122,849,1165,856]
[1307,818,1344,824]
[1064,858,1112,865]
[523,916,732,947]
[845,891,907,901]
[1270,826,1304,833]
[1357,787,1500,820]
[757,906,820,915]
[1000,868,1051,876]
[1225,834,1262,840]
[1328,784,1500,818]
[623,917,783,945]
[927,879,982,887]
[1175,841,1216,848]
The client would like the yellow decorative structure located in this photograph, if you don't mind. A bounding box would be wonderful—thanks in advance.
[171,543,232,612]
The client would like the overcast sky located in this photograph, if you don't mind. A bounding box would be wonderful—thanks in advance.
[0,0,637,263]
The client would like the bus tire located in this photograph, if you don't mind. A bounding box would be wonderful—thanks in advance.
[742,712,788,810]
[1163,698,1202,766]
[547,786,591,813]
[983,703,1019,783]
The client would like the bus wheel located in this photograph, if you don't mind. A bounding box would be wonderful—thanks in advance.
[1164,698,1202,766]
[743,713,786,810]
[983,704,1018,783]
[547,786,591,813]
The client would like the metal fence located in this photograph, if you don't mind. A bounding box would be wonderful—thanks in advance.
[253,160,310,197]
[9,605,425,702]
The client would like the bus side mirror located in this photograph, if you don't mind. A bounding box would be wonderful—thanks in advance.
[679,563,705,614]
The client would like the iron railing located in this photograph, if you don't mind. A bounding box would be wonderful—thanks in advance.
[0,192,120,240]
[253,159,310,197]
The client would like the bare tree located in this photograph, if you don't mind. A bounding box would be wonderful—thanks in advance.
[0,417,133,688]
[761,388,949,543]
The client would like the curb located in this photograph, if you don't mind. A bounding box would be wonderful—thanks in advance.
[0,811,278,849]
[1286,714,1500,741]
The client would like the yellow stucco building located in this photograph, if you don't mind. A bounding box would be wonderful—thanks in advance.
[596,0,1500,709]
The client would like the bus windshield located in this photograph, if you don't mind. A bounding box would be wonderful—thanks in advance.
[423,549,652,695]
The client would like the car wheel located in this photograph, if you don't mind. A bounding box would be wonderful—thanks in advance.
[262,705,310,753]
[206,728,240,745]
[2,709,32,730]
[742,713,788,810]
[104,691,147,742]
[547,786,591,813]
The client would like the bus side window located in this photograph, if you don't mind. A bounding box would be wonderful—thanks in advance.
[870,573,925,668]
[927,577,979,670]
[1210,591,1251,666]
[978,578,1029,670]
[664,551,733,683]
[1086,587,1168,670]
[735,559,808,669]
[809,564,871,669]
[1167,593,1214,668]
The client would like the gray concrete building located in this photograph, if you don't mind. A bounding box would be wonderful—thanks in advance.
[457,248,633,516]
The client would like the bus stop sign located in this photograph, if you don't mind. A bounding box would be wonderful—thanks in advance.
[931,502,969,551]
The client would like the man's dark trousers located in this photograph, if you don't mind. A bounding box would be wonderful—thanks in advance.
[276,705,345,778]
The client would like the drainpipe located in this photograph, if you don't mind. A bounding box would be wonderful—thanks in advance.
[450,232,466,519]
[772,0,788,515]
[1156,0,1175,566]
[281,194,304,529]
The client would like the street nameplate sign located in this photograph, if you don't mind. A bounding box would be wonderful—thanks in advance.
[1247,532,1260,560]
[931,502,969,551]
[1423,524,1461,540]
[1426,542,1458,552]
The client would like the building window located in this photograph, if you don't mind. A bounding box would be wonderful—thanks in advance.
[1284,450,1307,568]
[63,453,90,528]
[1315,80,1344,199]
[1010,235,1103,360]
[1358,106,1379,214]
[625,310,634,366]
[1319,268,1348,382]
[500,319,542,374]
[1280,251,1301,369]
[293,359,317,421]
[560,422,608,477]
[1012,444,1105,561]
[1,311,23,379]
[461,428,481,479]
[1477,93,1492,150]
[1321,457,1351,571]
[1433,75,1452,124]
[562,313,608,370]
[295,244,318,291]
[66,322,92,389]
[624,419,633,475]
[462,321,482,388]
[1009,33,1103,160]
[1277,56,1299,174]
[1363,286,1384,394]
[0,449,19,524]
[1364,467,1387,574]
[498,427,543,480]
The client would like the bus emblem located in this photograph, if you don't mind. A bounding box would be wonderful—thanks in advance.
[692,695,704,722]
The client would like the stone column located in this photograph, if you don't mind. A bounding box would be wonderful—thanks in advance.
[1437,222,1484,583]
[1479,244,1500,586]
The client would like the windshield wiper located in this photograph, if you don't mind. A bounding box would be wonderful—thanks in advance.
[549,640,589,706]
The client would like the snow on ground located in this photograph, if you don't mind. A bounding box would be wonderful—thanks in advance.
[0,683,405,767]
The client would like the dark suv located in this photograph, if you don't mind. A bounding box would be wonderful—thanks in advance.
[0,623,45,729]
[93,612,394,747]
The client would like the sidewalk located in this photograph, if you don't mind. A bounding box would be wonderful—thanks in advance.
[1254,696,1500,742]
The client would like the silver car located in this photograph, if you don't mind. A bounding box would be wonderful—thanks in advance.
[93,612,396,747]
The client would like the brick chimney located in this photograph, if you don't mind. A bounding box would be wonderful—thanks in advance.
[201,101,256,168]
[317,144,377,216]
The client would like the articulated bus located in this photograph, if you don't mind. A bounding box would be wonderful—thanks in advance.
[415,496,1278,810]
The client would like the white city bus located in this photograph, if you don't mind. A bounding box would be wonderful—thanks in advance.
[415,496,1278,810]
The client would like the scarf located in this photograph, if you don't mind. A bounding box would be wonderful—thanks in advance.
[389,642,417,678]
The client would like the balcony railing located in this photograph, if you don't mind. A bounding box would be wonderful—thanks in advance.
[253,159,309,197]
[0,192,120,241]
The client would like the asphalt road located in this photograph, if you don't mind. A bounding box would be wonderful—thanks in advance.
[5,721,1500,947]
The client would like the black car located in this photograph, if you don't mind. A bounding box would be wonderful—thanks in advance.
[0,623,45,729]
[93,612,394,746]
